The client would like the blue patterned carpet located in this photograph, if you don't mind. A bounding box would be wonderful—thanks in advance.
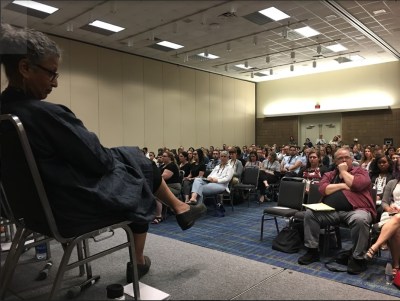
[149,199,400,298]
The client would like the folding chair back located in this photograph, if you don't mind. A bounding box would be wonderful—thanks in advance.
[232,167,259,206]
[260,179,306,239]
[307,183,322,204]
[0,114,140,299]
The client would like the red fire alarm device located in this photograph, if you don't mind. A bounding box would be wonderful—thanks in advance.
[315,104,320,109]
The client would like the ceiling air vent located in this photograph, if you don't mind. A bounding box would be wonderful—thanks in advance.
[242,12,274,25]
[219,11,237,18]
[334,56,351,64]
[188,54,213,62]
[285,29,305,41]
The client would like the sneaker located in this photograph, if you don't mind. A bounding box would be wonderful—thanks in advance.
[347,256,367,275]
[126,256,151,282]
[298,248,320,265]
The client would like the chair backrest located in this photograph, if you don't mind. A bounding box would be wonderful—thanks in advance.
[307,183,322,204]
[277,179,306,210]
[240,167,259,185]
[0,114,63,240]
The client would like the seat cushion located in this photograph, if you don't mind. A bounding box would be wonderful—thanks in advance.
[263,207,299,217]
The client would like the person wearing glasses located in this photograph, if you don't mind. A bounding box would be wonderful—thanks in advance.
[298,148,376,275]
[182,148,206,203]
[0,24,206,280]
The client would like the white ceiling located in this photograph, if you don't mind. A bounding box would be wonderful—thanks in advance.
[1,0,399,83]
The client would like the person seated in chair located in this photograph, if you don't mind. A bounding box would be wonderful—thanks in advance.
[280,145,302,177]
[298,148,376,275]
[0,24,206,281]
[258,152,281,203]
[188,151,233,214]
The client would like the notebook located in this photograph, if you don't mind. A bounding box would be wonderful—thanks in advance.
[302,203,335,211]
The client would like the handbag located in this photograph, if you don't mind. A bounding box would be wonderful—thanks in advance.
[393,269,400,289]
[272,226,303,254]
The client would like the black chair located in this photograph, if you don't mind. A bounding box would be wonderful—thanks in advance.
[260,177,306,240]
[231,167,260,207]
[0,114,141,300]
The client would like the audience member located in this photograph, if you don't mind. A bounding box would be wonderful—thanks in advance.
[245,151,261,168]
[315,134,326,146]
[258,152,281,203]
[178,151,191,177]
[369,154,394,201]
[182,148,206,203]
[228,148,244,186]
[360,146,375,171]
[298,148,376,275]
[280,145,302,177]
[188,151,233,212]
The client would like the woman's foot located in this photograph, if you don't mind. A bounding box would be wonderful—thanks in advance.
[393,266,400,278]
[263,180,269,188]
[363,246,378,261]
[259,195,265,203]
[151,216,163,224]
[186,199,197,205]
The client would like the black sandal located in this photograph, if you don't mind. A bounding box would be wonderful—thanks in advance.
[151,216,163,224]
[363,246,378,261]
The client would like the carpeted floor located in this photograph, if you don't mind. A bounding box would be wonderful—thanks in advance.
[149,199,400,299]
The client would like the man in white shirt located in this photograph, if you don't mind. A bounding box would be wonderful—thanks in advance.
[280,145,302,177]
[315,134,326,146]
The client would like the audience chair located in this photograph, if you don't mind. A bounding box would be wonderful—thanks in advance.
[260,177,306,240]
[231,167,260,207]
[0,114,141,300]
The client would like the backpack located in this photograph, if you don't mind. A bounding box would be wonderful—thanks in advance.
[272,226,303,253]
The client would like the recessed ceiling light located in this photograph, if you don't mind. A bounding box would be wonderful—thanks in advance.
[235,64,253,70]
[12,0,58,14]
[156,41,184,50]
[326,43,348,52]
[89,20,125,33]
[258,7,290,21]
[294,26,320,38]
[355,35,365,40]
[198,52,219,59]
[350,54,365,61]
[373,9,386,16]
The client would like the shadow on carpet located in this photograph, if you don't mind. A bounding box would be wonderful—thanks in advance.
[149,200,400,298]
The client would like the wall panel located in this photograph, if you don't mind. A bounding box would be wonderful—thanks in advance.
[195,71,210,148]
[222,77,235,146]
[180,68,196,148]
[122,54,144,146]
[143,59,164,148]
[162,63,181,149]
[98,48,123,147]
[209,74,223,148]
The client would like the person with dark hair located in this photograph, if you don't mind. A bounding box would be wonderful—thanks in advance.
[258,152,280,203]
[182,148,206,203]
[365,157,400,276]
[369,154,394,201]
[178,151,191,177]
[0,23,206,280]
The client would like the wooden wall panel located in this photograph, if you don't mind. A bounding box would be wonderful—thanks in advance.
[209,74,223,148]
[195,71,210,148]
[222,77,235,146]
[180,68,196,149]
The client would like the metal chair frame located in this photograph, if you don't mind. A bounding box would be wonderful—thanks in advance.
[0,114,140,300]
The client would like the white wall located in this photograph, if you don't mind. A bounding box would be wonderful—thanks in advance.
[256,61,400,118]
[1,36,256,152]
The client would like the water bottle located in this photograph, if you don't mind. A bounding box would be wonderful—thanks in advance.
[385,261,393,285]
[35,243,47,260]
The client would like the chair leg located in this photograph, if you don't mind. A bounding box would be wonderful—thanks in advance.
[260,215,265,241]
[49,240,79,299]
[82,239,93,278]
[273,217,280,234]
[123,225,140,300]
[76,241,86,277]
[0,227,33,299]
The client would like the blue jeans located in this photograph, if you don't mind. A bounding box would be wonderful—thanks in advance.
[191,178,226,204]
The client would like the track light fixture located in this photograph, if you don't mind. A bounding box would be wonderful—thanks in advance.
[251,71,254,78]
[270,69,273,75]
[127,39,133,47]
[204,48,209,57]
[226,42,231,52]
[224,64,228,71]
[266,55,270,63]
[317,44,322,54]
[282,27,288,39]
[290,51,295,59]
[313,60,317,68]
[244,60,248,68]
[290,64,294,72]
